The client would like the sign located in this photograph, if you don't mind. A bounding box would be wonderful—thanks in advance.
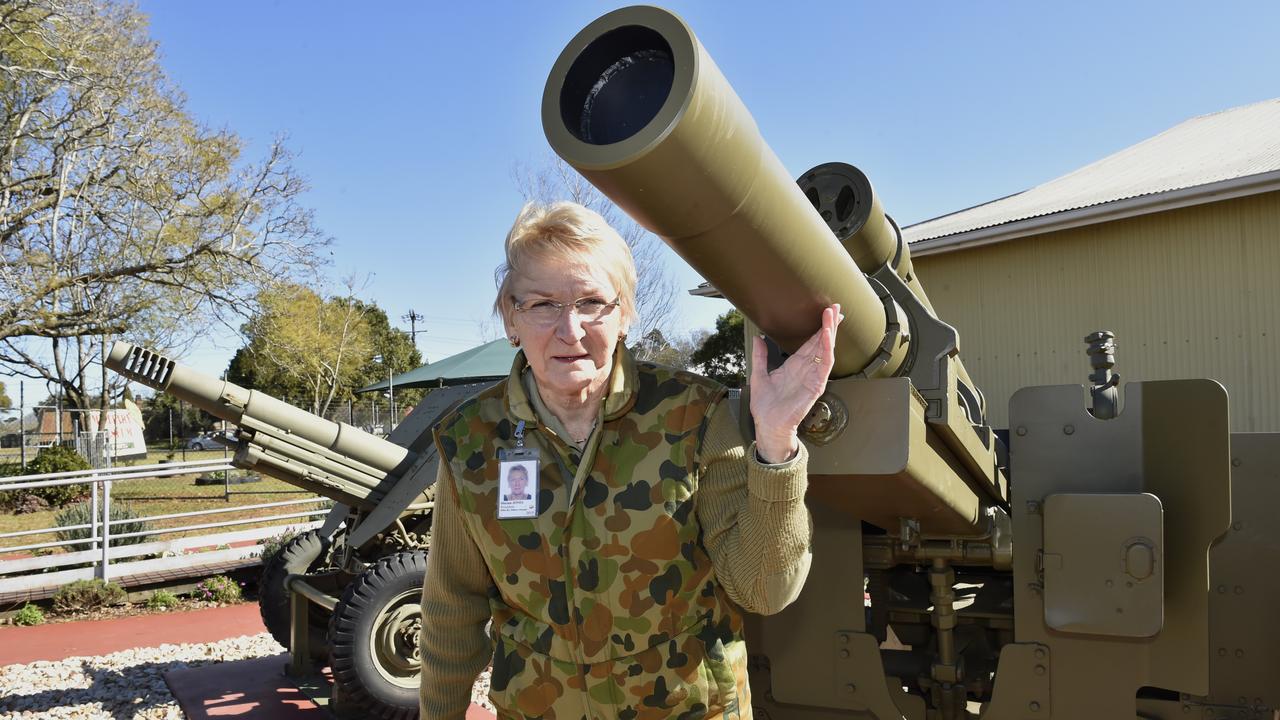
[86,400,149,460]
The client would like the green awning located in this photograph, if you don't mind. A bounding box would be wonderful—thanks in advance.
[357,339,516,392]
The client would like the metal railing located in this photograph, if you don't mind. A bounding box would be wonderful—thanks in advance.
[0,460,328,603]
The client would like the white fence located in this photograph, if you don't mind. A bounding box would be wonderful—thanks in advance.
[0,460,328,603]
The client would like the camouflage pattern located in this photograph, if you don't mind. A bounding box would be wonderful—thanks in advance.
[435,348,750,719]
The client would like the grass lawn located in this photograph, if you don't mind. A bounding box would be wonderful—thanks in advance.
[0,448,327,554]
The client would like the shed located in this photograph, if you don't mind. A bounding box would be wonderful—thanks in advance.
[903,98,1280,430]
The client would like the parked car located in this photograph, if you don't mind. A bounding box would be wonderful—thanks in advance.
[186,433,222,450]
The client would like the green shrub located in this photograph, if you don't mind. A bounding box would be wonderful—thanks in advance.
[146,589,180,611]
[9,493,50,515]
[194,575,242,604]
[259,529,301,566]
[0,446,92,509]
[54,500,154,553]
[52,578,126,612]
[0,462,29,511]
[13,603,45,626]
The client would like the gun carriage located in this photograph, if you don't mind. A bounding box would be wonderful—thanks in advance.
[540,6,1279,719]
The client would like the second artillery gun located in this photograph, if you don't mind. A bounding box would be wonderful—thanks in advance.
[106,342,493,720]
[541,6,1278,719]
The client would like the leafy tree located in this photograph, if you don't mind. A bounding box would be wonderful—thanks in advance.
[231,283,374,416]
[690,310,747,387]
[0,381,10,409]
[139,391,211,445]
[225,345,281,395]
[513,155,678,356]
[352,301,424,409]
[0,0,328,410]
[228,291,426,415]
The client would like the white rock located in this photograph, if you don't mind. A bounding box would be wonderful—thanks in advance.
[0,632,494,718]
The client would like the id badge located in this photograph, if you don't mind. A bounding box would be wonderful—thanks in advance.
[498,447,540,520]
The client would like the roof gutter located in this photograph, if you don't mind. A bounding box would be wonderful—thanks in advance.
[908,169,1280,257]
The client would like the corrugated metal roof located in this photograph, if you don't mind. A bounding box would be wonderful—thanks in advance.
[903,97,1280,245]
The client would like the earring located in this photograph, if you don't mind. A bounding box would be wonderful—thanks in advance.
[508,336,520,348]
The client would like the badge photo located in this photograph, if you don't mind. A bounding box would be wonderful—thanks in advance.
[498,458,539,519]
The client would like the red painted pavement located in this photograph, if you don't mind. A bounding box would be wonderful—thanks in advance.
[0,602,265,666]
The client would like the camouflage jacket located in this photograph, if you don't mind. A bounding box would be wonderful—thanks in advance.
[435,347,753,719]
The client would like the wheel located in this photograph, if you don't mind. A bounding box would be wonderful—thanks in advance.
[329,551,427,720]
[259,530,333,662]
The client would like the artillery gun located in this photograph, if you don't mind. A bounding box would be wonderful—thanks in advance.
[542,6,1279,719]
[105,342,493,720]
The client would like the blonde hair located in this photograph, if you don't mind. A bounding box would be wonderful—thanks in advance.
[493,202,637,329]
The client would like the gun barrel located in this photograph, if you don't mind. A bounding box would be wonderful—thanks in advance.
[542,6,906,379]
[106,342,414,503]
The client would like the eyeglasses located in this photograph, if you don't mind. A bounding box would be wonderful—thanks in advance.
[512,296,620,327]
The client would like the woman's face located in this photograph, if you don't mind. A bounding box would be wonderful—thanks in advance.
[508,467,528,495]
[505,254,626,401]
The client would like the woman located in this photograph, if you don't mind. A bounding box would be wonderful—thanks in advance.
[420,202,840,720]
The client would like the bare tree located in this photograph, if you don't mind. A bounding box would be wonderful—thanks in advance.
[512,155,679,354]
[0,0,328,409]
[634,327,709,372]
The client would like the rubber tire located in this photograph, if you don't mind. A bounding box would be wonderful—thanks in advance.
[329,551,428,720]
[258,530,332,661]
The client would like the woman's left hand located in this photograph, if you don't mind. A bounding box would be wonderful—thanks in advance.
[748,304,842,463]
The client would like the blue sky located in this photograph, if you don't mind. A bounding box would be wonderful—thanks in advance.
[135,1,1280,378]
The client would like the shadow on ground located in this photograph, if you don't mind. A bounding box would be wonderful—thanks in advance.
[0,653,320,719]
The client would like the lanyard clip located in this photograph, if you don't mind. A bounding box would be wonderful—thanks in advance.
[513,420,526,448]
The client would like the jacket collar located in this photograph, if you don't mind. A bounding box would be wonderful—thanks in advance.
[505,342,638,425]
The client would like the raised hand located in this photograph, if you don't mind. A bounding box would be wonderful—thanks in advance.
[748,304,842,463]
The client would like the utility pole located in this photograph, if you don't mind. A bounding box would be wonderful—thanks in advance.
[402,309,427,348]
[19,382,25,470]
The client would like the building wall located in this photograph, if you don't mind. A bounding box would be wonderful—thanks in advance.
[910,190,1280,431]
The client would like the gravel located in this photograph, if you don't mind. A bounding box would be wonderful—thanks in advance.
[0,633,496,718]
